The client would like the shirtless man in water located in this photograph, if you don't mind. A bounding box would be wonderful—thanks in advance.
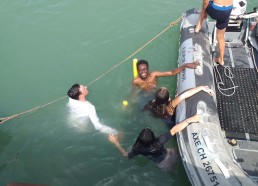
[132,59,199,92]
[195,0,233,66]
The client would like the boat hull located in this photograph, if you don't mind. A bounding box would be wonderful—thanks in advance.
[176,8,257,186]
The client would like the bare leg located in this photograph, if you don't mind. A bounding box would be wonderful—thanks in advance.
[195,12,204,33]
[215,28,226,65]
[195,11,207,33]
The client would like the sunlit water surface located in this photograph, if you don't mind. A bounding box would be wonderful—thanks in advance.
[0,0,257,185]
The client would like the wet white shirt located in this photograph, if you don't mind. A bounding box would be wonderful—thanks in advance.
[67,98,117,134]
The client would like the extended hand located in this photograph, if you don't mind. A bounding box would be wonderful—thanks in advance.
[187,61,200,69]
[202,86,213,95]
[190,114,202,123]
[108,134,119,144]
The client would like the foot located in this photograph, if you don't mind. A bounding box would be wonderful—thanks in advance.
[195,21,202,33]
[214,58,224,66]
[195,25,201,33]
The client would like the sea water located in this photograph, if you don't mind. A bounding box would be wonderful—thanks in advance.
[0,0,257,185]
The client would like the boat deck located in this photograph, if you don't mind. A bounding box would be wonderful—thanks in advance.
[176,8,258,186]
[234,140,258,177]
[213,31,258,183]
[215,66,258,139]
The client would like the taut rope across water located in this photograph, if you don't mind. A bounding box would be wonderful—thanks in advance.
[0,16,182,124]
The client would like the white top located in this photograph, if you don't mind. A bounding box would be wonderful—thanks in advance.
[67,98,117,134]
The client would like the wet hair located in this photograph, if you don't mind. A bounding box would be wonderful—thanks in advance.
[132,128,162,150]
[135,128,156,147]
[137,59,149,70]
[155,87,170,104]
[67,83,81,100]
[144,87,174,118]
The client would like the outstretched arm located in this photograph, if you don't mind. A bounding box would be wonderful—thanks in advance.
[88,105,118,135]
[170,114,200,136]
[171,86,212,108]
[153,61,200,77]
[109,134,128,157]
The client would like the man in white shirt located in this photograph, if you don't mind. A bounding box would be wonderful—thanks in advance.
[67,83,117,135]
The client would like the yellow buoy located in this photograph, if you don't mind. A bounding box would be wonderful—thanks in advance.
[133,58,138,78]
[122,100,128,106]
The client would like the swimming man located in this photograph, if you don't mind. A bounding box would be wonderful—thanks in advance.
[67,83,117,134]
[132,59,200,92]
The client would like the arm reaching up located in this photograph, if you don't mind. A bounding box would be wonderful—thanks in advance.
[171,86,212,108]
[153,61,200,77]
[185,61,200,69]
[170,114,201,136]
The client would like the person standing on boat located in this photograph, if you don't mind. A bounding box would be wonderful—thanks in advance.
[195,0,233,66]
[67,83,117,135]
[132,59,200,92]
[144,86,212,127]
[108,114,201,171]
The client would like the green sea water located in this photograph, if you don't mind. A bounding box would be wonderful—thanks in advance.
[0,0,257,185]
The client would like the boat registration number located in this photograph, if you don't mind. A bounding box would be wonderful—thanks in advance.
[192,133,220,186]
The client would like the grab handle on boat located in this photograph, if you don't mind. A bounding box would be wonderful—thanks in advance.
[193,44,203,75]
[214,158,230,179]
[203,135,215,153]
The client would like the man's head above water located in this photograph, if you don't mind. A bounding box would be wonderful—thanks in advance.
[137,60,149,79]
[132,59,200,92]
[67,83,88,101]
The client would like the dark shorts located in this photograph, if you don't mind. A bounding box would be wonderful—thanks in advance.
[206,1,233,30]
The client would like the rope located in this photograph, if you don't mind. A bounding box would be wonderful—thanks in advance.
[213,65,238,97]
[86,16,182,87]
[0,96,67,124]
[0,16,182,125]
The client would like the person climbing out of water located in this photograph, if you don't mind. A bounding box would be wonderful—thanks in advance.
[108,114,202,171]
[195,0,233,66]
[132,59,200,93]
[67,83,117,135]
[143,86,212,127]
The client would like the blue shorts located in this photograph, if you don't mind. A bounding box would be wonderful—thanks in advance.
[206,1,233,30]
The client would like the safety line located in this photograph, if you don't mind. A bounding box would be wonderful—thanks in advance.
[0,16,182,124]
[86,16,182,87]
[0,96,67,124]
